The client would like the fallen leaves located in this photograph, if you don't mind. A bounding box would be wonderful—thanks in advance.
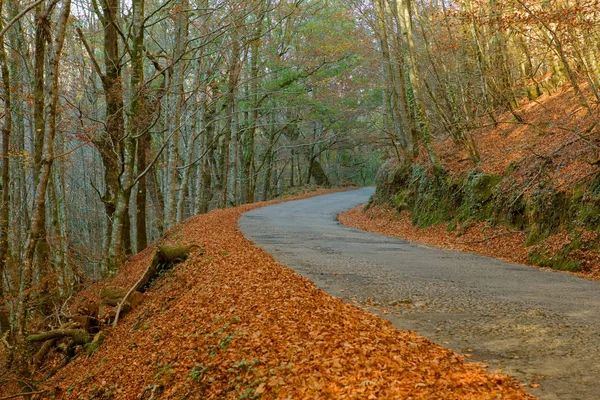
[42,189,533,399]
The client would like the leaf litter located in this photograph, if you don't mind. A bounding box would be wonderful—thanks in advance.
[43,189,533,399]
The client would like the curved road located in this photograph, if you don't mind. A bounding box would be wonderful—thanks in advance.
[240,187,600,399]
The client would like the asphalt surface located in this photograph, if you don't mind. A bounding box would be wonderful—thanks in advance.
[239,187,600,400]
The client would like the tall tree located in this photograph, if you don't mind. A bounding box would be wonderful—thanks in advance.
[0,0,12,335]
[14,0,71,375]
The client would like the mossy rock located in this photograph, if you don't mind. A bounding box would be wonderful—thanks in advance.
[373,160,600,257]
[470,173,502,203]
[576,198,600,230]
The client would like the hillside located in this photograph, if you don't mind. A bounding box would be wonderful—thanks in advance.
[341,84,600,279]
[0,189,533,399]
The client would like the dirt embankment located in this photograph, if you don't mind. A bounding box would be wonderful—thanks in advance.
[15,189,533,399]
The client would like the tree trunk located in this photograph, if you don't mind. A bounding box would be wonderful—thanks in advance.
[15,0,71,376]
[131,0,147,253]
[166,0,189,227]
[397,0,437,164]
[148,165,165,238]
[33,3,51,280]
[91,0,126,267]
[0,0,12,335]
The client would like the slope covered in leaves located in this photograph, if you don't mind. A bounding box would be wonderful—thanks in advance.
[435,84,598,183]
[39,190,533,399]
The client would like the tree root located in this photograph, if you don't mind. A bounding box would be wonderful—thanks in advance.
[113,244,202,327]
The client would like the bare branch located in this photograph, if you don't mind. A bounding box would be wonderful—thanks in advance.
[0,0,46,40]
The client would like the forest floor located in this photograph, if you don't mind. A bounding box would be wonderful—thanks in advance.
[3,188,533,399]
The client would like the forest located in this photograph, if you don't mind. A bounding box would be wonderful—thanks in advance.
[1,0,600,396]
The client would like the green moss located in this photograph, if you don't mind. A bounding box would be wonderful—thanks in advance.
[471,173,502,203]
[393,189,411,210]
[528,248,580,272]
[525,225,541,246]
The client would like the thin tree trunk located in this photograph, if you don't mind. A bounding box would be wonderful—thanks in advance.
[15,0,70,376]
[33,3,51,278]
[0,0,12,335]
[132,0,147,252]
[199,91,216,214]
[136,135,149,252]
[177,128,200,222]
[397,0,437,164]
[148,165,165,237]
[166,0,189,227]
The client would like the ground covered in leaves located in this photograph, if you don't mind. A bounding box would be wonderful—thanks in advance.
[35,190,533,399]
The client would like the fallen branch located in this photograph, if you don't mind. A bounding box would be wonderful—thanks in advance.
[140,384,163,400]
[113,271,148,328]
[28,329,89,345]
[0,390,47,400]
[33,338,59,370]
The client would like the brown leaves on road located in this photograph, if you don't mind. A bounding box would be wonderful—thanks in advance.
[46,190,533,399]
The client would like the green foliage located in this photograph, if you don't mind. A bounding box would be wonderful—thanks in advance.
[231,359,260,372]
[239,387,261,400]
[84,340,102,357]
[189,363,208,383]
[155,362,173,381]
[219,332,238,349]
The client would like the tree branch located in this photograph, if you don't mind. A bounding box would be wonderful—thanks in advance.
[0,391,47,400]
[0,0,46,40]
[75,27,104,79]
[28,329,89,344]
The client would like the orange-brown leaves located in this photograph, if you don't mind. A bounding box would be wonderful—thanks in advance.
[44,189,533,399]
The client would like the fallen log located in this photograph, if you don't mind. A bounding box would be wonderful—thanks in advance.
[28,329,89,345]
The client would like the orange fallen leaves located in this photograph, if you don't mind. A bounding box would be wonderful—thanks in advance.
[42,189,533,399]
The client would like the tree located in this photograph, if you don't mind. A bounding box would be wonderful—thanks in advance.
[14,0,71,376]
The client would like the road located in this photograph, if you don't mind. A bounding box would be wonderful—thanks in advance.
[239,187,600,399]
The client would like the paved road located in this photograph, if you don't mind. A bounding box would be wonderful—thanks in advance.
[240,187,600,400]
